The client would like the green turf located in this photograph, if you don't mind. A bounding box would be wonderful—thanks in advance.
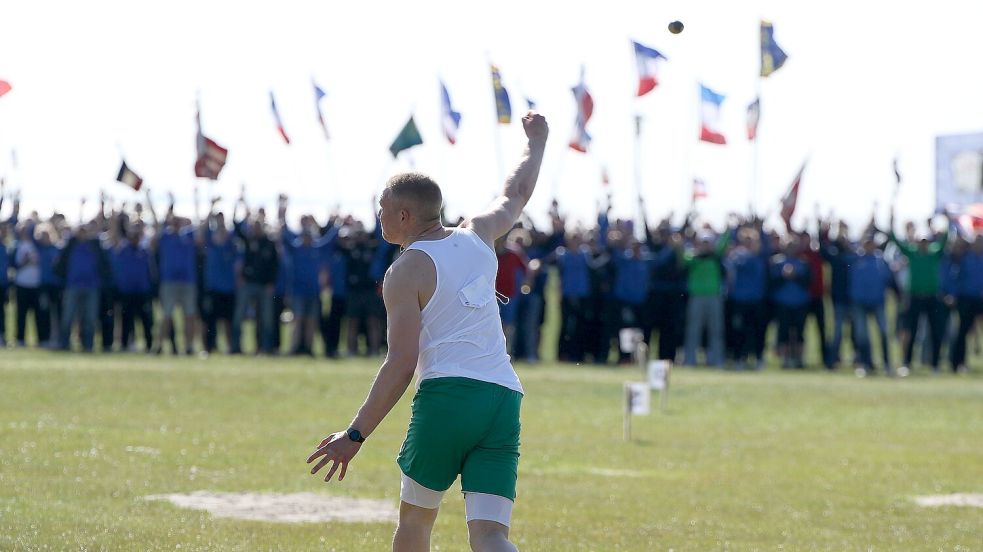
[1,350,980,550]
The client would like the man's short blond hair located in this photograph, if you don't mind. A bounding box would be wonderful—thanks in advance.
[385,172,443,222]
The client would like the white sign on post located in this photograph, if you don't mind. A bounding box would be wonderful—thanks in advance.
[619,328,643,354]
[626,382,651,415]
[648,360,670,390]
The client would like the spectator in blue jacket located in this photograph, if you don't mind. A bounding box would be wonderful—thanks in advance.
[849,237,895,375]
[726,225,770,368]
[280,205,334,356]
[555,234,591,361]
[949,235,983,372]
[201,207,238,354]
[112,222,155,351]
[147,191,200,355]
[322,226,349,358]
[513,215,562,364]
[820,220,855,368]
[37,223,63,348]
[770,236,811,368]
[612,239,653,362]
[0,188,19,346]
[54,222,110,352]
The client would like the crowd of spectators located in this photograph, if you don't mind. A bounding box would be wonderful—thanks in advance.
[0,184,974,376]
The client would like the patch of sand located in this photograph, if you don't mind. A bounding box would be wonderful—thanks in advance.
[125,446,160,456]
[144,491,398,523]
[912,493,983,508]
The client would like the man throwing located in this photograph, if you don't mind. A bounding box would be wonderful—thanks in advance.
[307,112,548,551]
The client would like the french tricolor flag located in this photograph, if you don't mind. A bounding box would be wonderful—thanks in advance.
[440,81,462,145]
[699,85,727,145]
[568,68,594,153]
[270,91,290,145]
[632,41,666,97]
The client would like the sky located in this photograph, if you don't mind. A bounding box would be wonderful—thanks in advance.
[1,0,981,233]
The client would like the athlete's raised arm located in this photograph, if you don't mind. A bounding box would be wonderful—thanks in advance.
[306,251,428,482]
[465,111,548,247]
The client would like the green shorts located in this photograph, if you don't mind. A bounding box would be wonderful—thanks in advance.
[397,377,522,501]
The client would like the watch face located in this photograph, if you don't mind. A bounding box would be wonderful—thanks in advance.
[348,429,363,442]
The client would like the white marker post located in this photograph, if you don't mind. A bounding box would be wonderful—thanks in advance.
[623,382,651,441]
[647,360,672,413]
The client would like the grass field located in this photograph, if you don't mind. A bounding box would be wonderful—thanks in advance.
[1,350,981,551]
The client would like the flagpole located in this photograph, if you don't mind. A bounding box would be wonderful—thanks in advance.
[751,78,761,217]
[634,114,644,233]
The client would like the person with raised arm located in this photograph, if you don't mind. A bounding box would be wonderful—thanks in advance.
[308,112,547,552]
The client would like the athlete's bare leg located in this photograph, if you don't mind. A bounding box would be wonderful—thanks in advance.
[393,501,439,552]
[467,520,517,552]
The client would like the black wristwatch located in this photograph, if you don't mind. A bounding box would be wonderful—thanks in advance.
[346,427,366,443]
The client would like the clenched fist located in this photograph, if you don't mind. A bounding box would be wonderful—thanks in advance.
[522,111,548,144]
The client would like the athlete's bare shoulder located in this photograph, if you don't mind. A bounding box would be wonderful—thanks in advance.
[385,249,437,311]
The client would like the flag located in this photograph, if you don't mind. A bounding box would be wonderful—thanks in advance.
[270,91,290,144]
[525,97,537,110]
[439,81,462,145]
[116,161,143,191]
[760,21,788,77]
[313,81,329,140]
[490,64,512,124]
[389,116,423,158]
[568,68,594,153]
[632,40,667,96]
[692,178,707,201]
[602,167,610,187]
[699,85,727,144]
[780,163,807,223]
[747,97,760,140]
[194,106,228,180]
[0,80,10,97]
[893,157,902,185]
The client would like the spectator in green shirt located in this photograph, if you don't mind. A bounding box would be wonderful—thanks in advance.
[676,227,731,366]
[888,208,949,372]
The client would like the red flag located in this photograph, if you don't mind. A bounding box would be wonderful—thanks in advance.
[0,80,11,97]
[780,163,807,223]
[195,106,228,180]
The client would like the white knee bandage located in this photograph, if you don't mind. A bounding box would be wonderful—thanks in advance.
[464,492,514,527]
[400,472,444,509]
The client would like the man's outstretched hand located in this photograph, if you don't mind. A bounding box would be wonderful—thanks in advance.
[522,111,548,144]
[306,431,362,482]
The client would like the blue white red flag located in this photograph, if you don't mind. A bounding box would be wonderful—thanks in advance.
[313,81,329,140]
[632,41,667,96]
[440,81,462,145]
[699,85,726,145]
[270,91,290,144]
[747,97,760,140]
[568,68,594,153]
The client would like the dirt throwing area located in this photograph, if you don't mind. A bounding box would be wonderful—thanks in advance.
[144,491,398,523]
[912,493,983,508]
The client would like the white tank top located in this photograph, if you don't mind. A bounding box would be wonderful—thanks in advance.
[404,227,523,394]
